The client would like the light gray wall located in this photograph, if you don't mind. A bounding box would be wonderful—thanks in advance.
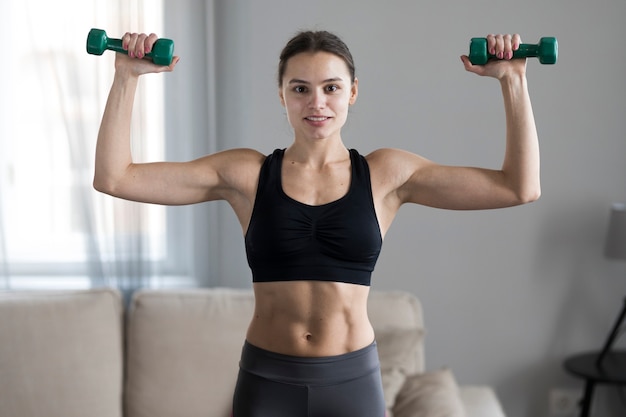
[165,1,626,416]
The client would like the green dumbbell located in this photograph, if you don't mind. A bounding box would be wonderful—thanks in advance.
[86,28,174,66]
[469,37,558,65]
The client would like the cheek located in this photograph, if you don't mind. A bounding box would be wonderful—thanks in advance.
[283,97,305,115]
[334,98,352,115]
[282,101,302,126]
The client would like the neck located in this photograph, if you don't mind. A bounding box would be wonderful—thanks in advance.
[285,139,350,168]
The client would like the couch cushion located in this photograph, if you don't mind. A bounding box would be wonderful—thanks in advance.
[0,288,124,417]
[458,386,506,417]
[393,368,467,417]
[369,291,425,374]
[376,326,424,374]
[376,326,424,414]
[125,288,254,417]
[381,367,407,417]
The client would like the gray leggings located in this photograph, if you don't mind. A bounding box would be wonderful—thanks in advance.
[232,341,386,417]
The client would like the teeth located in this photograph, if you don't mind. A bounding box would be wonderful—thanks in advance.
[307,117,328,121]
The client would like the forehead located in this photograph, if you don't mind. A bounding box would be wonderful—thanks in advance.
[282,51,351,83]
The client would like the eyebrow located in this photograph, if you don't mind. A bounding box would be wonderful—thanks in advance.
[288,77,344,85]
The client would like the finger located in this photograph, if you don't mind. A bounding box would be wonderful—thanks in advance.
[145,33,159,54]
[167,55,181,70]
[512,33,522,51]
[460,55,474,71]
[460,55,485,76]
[494,34,505,59]
[154,55,180,73]
[503,34,513,59]
[126,33,139,58]
[460,55,471,70]
[134,33,149,59]
[487,33,497,55]
[121,32,132,51]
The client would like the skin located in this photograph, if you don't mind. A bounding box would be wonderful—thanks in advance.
[94,32,539,357]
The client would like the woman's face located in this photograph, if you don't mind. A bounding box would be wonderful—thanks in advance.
[279,51,358,142]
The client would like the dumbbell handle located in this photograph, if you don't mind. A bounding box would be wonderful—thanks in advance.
[100,38,126,55]
[469,37,558,65]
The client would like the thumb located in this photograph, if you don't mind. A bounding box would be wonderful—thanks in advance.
[156,55,180,73]
[460,55,486,76]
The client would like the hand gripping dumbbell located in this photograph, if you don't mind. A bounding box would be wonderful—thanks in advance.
[468,37,558,65]
[86,28,175,66]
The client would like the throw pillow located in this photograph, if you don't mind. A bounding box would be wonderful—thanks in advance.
[376,327,424,372]
[393,368,467,417]
[381,367,406,416]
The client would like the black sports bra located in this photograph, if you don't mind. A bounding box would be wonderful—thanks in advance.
[244,148,382,286]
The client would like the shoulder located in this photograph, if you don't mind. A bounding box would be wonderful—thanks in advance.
[194,148,266,190]
[365,148,431,180]
[364,148,438,204]
[210,148,267,166]
[364,147,424,163]
[199,148,266,176]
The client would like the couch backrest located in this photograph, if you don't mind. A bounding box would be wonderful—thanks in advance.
[124,288,425,417]
[125,288,254,417]
[0,288,124,417]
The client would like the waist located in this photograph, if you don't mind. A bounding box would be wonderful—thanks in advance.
[247,281,374,356]
[239,340,380,385]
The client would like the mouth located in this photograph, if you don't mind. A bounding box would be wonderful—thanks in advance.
[305,116,331,122]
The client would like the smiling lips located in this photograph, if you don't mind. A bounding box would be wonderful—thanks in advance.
[305,116,330,122]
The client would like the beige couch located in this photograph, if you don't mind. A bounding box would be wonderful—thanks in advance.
[0,288,506,417]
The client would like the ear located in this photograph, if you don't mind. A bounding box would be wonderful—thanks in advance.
[349,78,359,105]
[279,88,286,107]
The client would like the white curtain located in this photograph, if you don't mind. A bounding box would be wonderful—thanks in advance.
[0,2,11,289]
[0,207,8,289]
[0,0,168,297]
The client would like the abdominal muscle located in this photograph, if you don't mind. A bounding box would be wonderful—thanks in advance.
[246,280,375,357]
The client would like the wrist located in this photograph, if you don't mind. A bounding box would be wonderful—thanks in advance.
[499,71,527,89]
[113,69,139,88]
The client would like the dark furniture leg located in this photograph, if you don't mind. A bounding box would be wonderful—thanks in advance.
[579,380,595,417]
[597,297,626,367]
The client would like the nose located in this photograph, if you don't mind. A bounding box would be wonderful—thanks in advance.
[308,89,326,109]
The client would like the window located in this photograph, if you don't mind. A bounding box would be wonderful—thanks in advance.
[0,0,174,289]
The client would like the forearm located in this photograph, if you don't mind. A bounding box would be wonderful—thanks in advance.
[500,73,541,203]
[93,72,139,194]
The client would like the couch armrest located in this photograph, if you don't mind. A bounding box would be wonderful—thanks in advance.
[458,386,506,417]
[0,289,124,417]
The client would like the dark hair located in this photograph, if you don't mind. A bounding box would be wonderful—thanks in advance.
[278,30,356,87]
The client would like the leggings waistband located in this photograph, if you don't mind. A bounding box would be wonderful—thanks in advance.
[239,341,380,385]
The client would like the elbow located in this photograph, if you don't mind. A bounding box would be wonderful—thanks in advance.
[504,170,541,206]
[531,185,542,202]
[93,172,118,196]
[93,164,137,198]
[515,185,541,205]
[93,177,111,195]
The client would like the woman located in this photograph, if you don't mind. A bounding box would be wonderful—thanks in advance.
[94,30,539,417]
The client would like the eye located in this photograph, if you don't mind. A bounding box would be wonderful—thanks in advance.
[293,85,307,93]
[326,85,339,93]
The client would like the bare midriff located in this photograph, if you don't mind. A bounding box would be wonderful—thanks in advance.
[246,281,375,357]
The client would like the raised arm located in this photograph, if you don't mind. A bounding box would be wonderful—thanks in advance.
[93,32,264,208]
[370,34,540,227]
[459,33,541,206]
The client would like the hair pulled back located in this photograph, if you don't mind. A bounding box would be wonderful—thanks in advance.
[278,30,356,87]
